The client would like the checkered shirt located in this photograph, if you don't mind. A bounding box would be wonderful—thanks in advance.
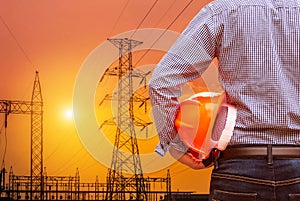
[148,0,300,156]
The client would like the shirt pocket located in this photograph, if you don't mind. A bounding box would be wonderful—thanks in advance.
[289,194,300,201]
[212,189,257,201]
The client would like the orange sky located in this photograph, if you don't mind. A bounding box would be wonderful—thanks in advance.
[0,0,214,194]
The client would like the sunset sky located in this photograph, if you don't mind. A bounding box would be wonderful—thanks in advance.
[0,0,214,194]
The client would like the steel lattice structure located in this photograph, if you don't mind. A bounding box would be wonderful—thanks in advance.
[100,38,150,201]
[0,71,43,200]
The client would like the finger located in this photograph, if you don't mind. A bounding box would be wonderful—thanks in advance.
[178,153,205,169]
[169,147,205,169]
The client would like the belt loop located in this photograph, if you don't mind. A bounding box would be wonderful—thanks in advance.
[267,144,273,165]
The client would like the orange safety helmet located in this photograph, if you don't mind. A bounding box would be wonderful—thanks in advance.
[174,92,237,161]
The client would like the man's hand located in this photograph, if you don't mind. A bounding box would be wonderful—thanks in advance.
[169,146,205,169]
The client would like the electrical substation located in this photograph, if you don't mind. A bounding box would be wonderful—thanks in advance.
[0,38,209,201]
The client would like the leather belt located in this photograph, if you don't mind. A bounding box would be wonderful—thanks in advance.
[221,145,300,160]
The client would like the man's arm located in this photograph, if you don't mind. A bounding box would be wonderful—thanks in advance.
[148,5,216,168]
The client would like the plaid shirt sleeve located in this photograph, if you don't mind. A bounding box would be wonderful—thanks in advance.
[148,6,216,156]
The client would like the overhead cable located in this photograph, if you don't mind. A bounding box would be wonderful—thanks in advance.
[107,0,131,38]
[134,0,194,66]
[0,15,35,69]
[130,0,159,39]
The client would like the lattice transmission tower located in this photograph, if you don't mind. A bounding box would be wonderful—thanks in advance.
[99,38,151,201]
[0,71,43,200]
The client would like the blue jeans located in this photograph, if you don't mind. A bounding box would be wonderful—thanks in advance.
[209,157,300,201]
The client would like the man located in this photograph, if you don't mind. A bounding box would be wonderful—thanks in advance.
[148,0,300,200]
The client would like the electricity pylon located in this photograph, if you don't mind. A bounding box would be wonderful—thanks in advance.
[100,38,149,201]
[0,71,43,200]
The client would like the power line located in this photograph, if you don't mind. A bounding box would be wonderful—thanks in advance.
[107,0,131,38]
[134,0,194,66]
[153,0,178,28]
[0,15,35,69]
[130,0,159,39]
[50,146,85,175]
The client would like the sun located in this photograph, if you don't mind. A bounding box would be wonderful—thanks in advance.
[64,109,73,119]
